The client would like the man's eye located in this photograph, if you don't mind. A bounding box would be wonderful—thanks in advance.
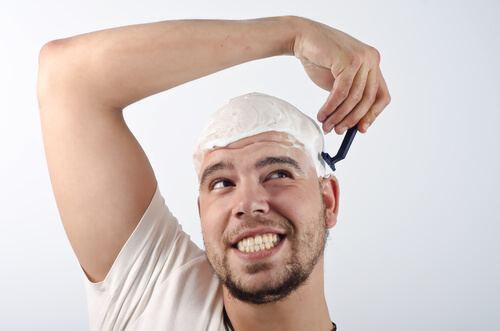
[268,170,292,180]
[211,179,235,190]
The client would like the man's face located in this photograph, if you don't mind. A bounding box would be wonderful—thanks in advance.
[197,131,337,304]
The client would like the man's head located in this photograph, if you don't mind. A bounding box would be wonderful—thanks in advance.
[193,92,331,178]
[194,93,339,304]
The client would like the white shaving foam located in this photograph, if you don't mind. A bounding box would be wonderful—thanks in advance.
[193,92,328,177]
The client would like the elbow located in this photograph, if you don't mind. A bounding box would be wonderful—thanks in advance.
[38,39,65,63]
[37,40,64,108]
[37,38,78,109]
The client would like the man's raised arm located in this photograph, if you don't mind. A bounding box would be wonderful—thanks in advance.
[36,16,389,283]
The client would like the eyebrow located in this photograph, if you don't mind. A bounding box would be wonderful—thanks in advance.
[199,160,234,187]
[199,156,304,187]
[256,156,304,174]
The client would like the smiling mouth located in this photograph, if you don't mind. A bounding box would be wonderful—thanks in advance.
[234,233,283,253]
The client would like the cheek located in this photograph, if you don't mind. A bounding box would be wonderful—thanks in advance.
[271,185,323,224]
[273,184,317,209]
[199,198,229,243]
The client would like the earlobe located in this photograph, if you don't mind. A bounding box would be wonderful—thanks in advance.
[321,176,339,229]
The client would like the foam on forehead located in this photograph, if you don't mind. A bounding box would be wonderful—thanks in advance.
[193,92,328,177]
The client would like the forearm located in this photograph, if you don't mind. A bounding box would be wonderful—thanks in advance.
[38,17,299,110]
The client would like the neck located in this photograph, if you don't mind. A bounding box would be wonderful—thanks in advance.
[223,258,332,331]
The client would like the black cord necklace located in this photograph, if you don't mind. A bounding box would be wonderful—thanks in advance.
[223,307,337,330]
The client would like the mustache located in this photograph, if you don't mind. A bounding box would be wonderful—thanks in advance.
[224,215,294,244]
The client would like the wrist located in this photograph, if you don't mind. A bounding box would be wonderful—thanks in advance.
[275,16,304,56]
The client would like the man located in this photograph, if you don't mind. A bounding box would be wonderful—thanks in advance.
[37,16,390,330]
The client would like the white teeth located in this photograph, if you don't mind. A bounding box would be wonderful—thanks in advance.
[236,233,281,253]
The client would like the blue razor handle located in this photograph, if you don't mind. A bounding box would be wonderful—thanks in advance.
[321,126,358,172]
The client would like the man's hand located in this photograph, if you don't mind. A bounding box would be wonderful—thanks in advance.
[292,18,391,134]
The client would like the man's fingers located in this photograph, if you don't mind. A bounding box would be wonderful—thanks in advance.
[317,66,358,124]
[332,67,379,134]
[313,44,389,135]
[321,65,372,134]
[358,71,391,133]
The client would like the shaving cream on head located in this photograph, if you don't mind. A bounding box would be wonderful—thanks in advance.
[193,92,329,178]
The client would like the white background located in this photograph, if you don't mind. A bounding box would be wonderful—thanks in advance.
[1,0,499,330]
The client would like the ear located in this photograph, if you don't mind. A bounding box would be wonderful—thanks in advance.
[197,197,201,217]
[321,175,340,229]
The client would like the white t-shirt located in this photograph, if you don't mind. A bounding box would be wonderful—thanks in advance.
[85,186,225,330]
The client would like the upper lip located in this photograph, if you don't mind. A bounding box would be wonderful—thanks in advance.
[230,228,286,246]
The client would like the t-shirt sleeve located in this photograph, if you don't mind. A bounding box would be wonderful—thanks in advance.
[84,186,224,331]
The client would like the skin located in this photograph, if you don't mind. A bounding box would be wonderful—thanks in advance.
[198,132,340,330]
[37,16,389,329]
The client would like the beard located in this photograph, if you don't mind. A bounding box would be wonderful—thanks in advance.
[204,204,328,305]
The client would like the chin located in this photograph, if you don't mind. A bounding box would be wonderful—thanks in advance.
[223,261,312,305]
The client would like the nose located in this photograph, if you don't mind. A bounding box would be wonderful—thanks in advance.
[232,180,270,217]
